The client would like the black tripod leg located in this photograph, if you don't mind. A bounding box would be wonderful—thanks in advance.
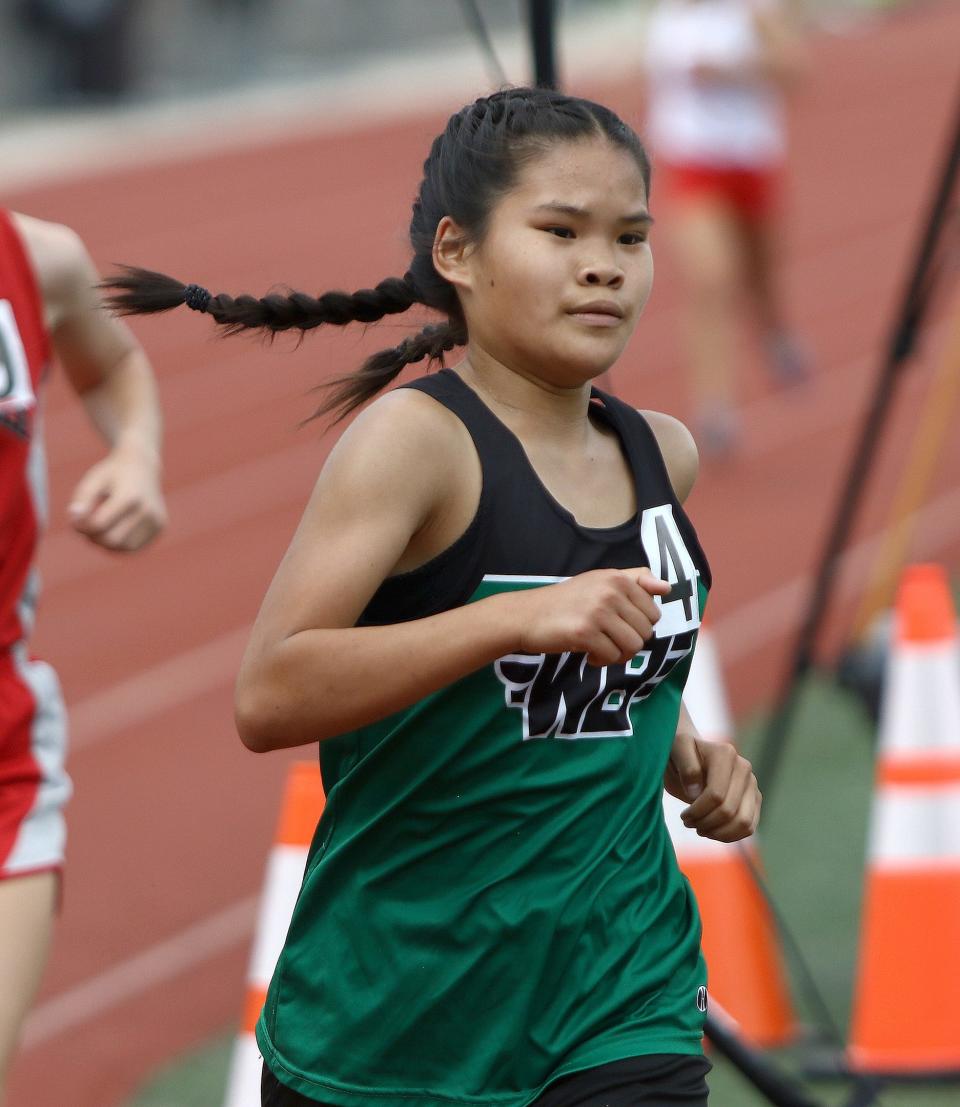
[754,81,960,805]
[704,1012,826,1107]
[842,1077,886,1107]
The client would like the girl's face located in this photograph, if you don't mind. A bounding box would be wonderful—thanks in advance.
[441,136,653,390]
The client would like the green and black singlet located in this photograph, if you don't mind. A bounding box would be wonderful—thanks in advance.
[257,369,711,1107]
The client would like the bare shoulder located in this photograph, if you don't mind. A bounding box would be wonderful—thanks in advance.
[11,212,95,328]
[317,382,475,524]
[638,409,699,504]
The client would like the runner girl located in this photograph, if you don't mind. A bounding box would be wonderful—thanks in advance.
[644,0,810,455]
[0,210,166,1098]
[105,86,760,1107]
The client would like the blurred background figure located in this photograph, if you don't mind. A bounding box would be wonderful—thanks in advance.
[0,210,165,1100]
[643,0,810,457]
[15,0,138,102]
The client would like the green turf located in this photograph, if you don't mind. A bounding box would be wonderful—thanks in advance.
[127,674,959,1106]
[126,1031,233,1107]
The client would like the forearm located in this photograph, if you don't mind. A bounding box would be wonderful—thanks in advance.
[77,348,162,462]
[236,592,522,751]
[753,13,808,88]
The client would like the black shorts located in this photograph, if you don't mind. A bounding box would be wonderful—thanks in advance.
[262,1054,711,1106]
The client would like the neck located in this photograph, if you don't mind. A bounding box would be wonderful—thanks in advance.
[454,345,596,443]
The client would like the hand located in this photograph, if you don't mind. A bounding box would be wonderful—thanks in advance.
[664,728,761,843]
[514,567,671,667]
[68,443,167,552]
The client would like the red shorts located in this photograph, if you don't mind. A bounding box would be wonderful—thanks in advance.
[658,161,782,222]
[0,646,71,880]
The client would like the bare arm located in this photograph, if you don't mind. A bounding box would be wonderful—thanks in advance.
[16,213,166,551]
[235,390,670,752]
[682,2,808,90]
[752,1,809,88]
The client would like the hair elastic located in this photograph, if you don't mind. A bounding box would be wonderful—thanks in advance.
[183,283,212,313]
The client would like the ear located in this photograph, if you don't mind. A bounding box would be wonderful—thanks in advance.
[432,216,475,293]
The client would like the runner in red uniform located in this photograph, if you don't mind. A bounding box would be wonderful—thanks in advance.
[0,210,166,1097]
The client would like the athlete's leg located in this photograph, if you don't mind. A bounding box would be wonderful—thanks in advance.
[0,651,70,1103]
[739,208,782,334]
[0,870,58,1100]
[668,196,745,455]
[739,209,810,385]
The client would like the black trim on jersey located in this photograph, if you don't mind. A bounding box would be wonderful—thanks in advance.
[599,392,712,592]
[358,369,710,627]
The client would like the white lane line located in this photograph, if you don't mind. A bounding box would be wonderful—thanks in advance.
[716,484,960,664]
[69,627,250,752]
[714,487,960,664]
[41,438,322,593]
[22,897,258,1050]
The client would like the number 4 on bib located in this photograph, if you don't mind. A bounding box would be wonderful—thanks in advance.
[640,505,701,637]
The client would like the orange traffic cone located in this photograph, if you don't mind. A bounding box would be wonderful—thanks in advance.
[223,762,326,1107]
[665,626,795,1047]
[847,564,960,1076]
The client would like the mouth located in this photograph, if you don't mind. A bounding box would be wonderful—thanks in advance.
[566,301,625,327]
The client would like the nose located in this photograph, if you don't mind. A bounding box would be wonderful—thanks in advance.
[578,260,624,288]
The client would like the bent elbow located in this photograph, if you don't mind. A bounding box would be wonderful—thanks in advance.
[234,678,336,751]
[234,683,284,753]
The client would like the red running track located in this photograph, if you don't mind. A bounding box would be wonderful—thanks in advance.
[6,3,960,1104]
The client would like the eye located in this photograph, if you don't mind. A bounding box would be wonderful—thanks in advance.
[544,226,575,239]
[619,232,649,246]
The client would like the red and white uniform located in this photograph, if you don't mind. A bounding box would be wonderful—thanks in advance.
[0,208,71,880]
[645,0,785,168]
[644,0,786,219]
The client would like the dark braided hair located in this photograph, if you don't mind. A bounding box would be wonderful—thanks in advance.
[102,87,650,421]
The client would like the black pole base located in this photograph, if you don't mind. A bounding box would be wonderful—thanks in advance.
[803,1045,960,1085]
[704,1013,827,1107]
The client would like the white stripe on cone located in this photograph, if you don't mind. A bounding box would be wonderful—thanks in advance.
[223,1037,267,1107]
[665,628,735,854]
[880,640,960,761]
[223,843,310,1107]
[682,631,731,744]
[869,786,960,865]
[248,846,310,985]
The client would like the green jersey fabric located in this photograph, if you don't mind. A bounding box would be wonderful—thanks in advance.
[257,372,709,1106]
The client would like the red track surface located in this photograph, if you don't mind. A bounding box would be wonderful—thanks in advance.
[6,4,960,1104]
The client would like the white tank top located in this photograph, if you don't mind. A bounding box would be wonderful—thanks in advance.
[645,0,785,169]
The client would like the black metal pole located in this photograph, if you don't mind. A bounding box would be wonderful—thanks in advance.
[704,1012,829,1107]
[754,84,960,802]
[528,0,559,89]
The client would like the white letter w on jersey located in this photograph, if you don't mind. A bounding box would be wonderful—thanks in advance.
[495,651,652,741]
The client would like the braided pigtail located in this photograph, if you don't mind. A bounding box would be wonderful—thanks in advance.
[314,321,467,423]
[101,267,419,335]
[103,89,651,424]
